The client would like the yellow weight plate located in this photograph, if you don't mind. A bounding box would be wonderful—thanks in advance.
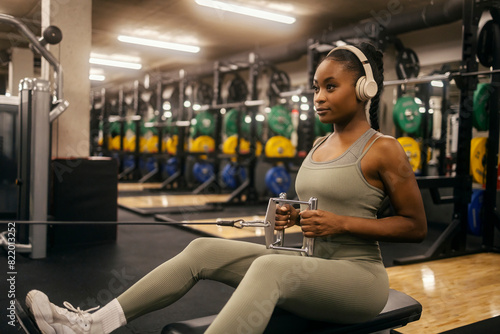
[470,137,487,184]
[255,141,263,156]
[139,137,147,153]
[111,136,121,151]
[125,136,147,153]
[146,135,159,153]
[397,137,421,172]
[125,136,135,152]
[222,135,249,154]
[265,136,296,158]
[222,135,263,156]
[222,135,240,154]
[190,135,215,153]
[166,135,178,155]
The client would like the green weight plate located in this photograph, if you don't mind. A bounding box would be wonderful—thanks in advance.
[139,120,146,136]
[165,118,178,135]
[194,111,215,136]
[109,121,121,136]
[223,109,263,138]
[125,121,136,135]
[268,105,293,138]
[224,109,241,136]
[473,83,490,131]
[142,117,158,136]
[393,96,422,134]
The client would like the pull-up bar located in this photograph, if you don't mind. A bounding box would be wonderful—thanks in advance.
[384,69,500,86]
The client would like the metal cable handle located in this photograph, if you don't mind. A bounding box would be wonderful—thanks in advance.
[217,194,317,256]
[268,193,317,256]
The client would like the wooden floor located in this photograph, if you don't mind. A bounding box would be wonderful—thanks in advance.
[387,253,500,333]
[118,182,163,192]
[117,193,230,208]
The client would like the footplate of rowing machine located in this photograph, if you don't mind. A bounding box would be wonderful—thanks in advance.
[14,299,42,333]
[263,194,317,256]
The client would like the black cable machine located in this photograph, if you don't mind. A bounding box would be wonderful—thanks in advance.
[158,71,191,191]
[0,14,68,259]
[395,0,500,264]
[210,53,263,204]
[478,5,500,251]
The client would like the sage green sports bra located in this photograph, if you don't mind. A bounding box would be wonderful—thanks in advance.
[295,128,386,260]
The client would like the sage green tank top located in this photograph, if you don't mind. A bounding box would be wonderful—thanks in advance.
[295,128,386,261]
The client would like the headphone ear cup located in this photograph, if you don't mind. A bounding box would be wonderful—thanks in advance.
[356,76,367,101]
[356,76,378,101]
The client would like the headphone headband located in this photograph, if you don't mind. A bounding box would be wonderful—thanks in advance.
[327,45,378,101]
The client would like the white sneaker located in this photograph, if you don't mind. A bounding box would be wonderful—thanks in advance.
[26,290,104,334]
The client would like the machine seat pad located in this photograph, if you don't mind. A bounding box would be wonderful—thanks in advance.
[161,289,422,334]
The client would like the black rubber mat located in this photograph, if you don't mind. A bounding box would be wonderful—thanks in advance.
[438,316,500,333]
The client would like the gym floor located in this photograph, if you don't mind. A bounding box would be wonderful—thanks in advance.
[1,202,499,334]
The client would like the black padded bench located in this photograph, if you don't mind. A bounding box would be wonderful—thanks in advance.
[162,289,422,334]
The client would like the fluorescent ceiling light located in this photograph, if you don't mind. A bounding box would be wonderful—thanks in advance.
[89,74,106,81]
[89,58,142,70]
[195,0,296,24]
[118,35,200,53]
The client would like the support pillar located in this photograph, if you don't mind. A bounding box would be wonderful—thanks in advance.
[41,0,92,158]
[8,47,34,96]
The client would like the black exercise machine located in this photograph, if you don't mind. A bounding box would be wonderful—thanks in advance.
[8,194,423,334]
[392,0,500,265]
[12,289,421,334]
[161,289,422,334]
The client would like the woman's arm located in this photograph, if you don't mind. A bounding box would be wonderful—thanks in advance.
[300,136,427,243]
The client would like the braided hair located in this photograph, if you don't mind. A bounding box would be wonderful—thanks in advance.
[325,42,384,131]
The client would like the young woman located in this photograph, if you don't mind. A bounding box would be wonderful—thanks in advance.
[26,42,426,334]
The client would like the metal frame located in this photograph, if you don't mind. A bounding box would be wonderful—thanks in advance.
[481,8,500,250]
[16,79,51,259]
[0,15,68,259]
[395,0,500,265]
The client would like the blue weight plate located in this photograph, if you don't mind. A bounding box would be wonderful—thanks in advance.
[222,163,247,189]
[265,166,291,196]
[468,189,484,236]
[165,157,178,176]
[193,162,214,183]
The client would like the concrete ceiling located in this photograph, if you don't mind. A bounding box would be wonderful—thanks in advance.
[0,0,462,89]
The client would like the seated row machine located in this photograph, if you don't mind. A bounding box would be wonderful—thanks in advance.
[162,194,422,333]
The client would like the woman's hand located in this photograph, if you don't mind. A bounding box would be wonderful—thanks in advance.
[275,204,299,230]
[299,209,346,238]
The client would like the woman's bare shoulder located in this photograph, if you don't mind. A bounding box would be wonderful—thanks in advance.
[368,134,409,162]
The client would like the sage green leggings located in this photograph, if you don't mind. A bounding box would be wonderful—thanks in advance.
[117,238,389,334]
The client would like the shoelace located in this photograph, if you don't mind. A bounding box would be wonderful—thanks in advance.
[61,302,100,325]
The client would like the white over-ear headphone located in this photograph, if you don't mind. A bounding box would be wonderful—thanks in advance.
[327,45,378,101]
